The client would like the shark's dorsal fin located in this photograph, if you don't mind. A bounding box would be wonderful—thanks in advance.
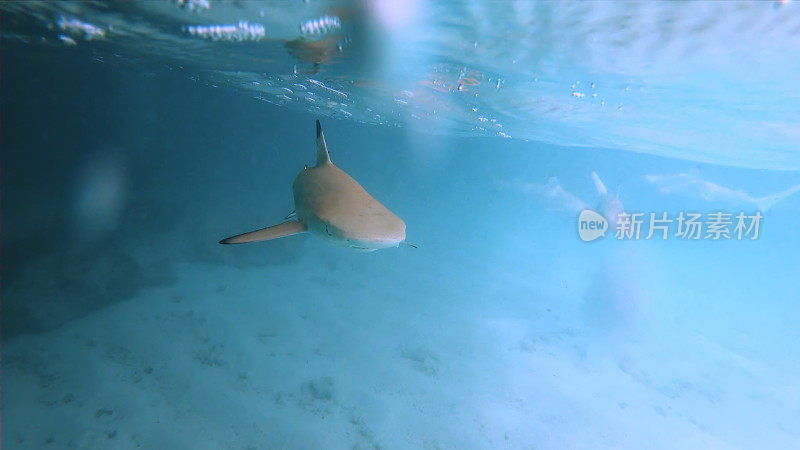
[591,171,608,197]
[315,119,331,166]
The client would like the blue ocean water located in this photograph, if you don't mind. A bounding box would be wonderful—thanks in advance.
[2,1,799,449]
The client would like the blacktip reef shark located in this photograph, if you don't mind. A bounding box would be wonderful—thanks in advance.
[644,171,800,213]
[219,120,410,252]
[519,171,625,225]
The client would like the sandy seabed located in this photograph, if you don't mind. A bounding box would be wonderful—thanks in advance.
[4,237,797,449]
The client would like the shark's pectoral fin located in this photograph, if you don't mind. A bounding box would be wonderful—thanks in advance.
[219,220,307,244]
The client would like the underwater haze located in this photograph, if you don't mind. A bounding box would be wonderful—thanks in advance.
[2,1,800,449]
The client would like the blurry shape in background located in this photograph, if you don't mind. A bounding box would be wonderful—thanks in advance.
[299,15,341,37]
[285,14,347,70]
[541,177,589,213]
[185,21,266,42]
[285,36,345,70]
[364,0,420,32]
[501,177,587,213]
[359,0,427,85]
[56,15,105,41]
[72,152,128,240]
[584,247,651,338]
[505,172,625,227]
[592,171,626,227]
[175,0,211,13]
[645,172,800,212]
[58,35,78,46]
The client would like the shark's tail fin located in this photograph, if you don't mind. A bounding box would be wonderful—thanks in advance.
[315,119,331,166]
[755,183,800,212]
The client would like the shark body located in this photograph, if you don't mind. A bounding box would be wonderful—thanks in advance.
[220,120,406,251]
